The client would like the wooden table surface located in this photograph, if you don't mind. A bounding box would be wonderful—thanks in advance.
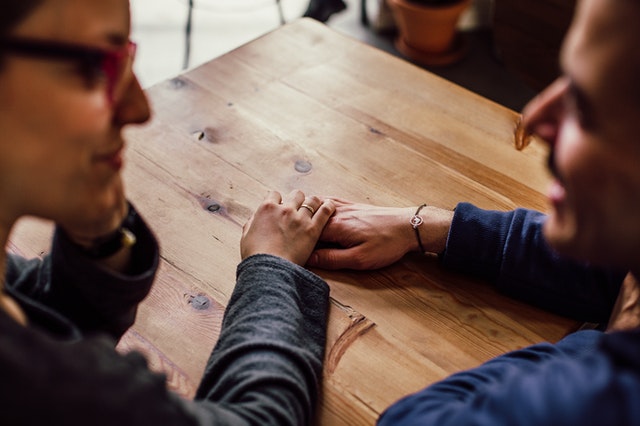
[9,18,578,425]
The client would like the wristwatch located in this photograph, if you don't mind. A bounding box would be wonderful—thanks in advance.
[80,204,138,259]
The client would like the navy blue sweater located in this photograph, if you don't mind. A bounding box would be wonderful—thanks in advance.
[379,203,633,426]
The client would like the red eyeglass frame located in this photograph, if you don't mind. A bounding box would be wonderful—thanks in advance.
[0,37,137,103]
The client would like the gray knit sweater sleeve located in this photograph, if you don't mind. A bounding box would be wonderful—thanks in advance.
[190,254,330,425]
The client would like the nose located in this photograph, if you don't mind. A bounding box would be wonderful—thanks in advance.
[112,75,151,126]
[521,77,569,147]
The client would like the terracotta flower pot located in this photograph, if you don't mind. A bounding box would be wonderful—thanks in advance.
[388,0,471,65]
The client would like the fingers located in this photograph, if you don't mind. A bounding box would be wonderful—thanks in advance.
[299,195,321,217]
[265,190,283,205]
[299,203,316,215]
[282,190,305,210]
[308,246,362,270]
[321,196,351,206]
[247,190,335,233]
[262,192,348,218]
[281,191,335,223]
[241,190,338,265]
[244,191,280,227]
[254,190,335,227]
[312,198,336,225]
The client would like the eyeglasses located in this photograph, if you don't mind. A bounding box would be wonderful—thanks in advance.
[0,37,137,103]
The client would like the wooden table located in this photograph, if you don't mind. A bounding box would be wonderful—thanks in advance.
[9,18,578,425]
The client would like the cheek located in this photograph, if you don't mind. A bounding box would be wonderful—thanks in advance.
[553,124,640,264]
[555,124,603,197]
[1,88,111,203]
[2,69,110,150]
[13,102,108,174]
[0,62,121,224]
[550,125,601,239]
[43,86,112,137]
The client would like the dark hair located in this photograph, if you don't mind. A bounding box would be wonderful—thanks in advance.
[0,0,44,66]
[0,0,45,36]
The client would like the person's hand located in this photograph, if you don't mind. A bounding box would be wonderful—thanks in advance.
[607,272,640,332]
[241,190,335,266]
[307,199,453,270]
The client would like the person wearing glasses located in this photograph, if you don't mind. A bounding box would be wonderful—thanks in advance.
[308,0,640,424]
[0,1,334,425]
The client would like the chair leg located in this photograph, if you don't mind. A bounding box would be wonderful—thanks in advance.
[184,0,193,69]
[361,0,370,26]
[276,0,285,25]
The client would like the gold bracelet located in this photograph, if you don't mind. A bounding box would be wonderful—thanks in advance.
[410,204,427,253]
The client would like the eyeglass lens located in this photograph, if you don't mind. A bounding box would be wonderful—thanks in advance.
[104,41,137,103]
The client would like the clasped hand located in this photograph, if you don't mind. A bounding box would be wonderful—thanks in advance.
[243,194,454,270]
[307,199,419,270]
[241,190,335,266]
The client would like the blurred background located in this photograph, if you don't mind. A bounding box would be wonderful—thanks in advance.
[130,0,574,111]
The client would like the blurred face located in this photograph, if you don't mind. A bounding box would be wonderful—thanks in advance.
[0,0,150,231]
[522,0,640,268]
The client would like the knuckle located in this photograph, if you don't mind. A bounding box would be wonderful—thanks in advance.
[308,195,321,205]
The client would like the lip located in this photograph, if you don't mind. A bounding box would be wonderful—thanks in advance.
[95,147,124,171]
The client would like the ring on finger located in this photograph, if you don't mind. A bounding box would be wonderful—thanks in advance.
[300,204,315,215]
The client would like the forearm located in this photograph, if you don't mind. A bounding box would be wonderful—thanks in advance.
[194,254,329,426]
[442,202,625,322]
[379,330,607,426]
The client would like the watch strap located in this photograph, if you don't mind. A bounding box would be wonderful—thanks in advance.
[81,204,138,259]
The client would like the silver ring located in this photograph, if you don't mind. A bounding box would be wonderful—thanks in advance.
[300,204,315,215]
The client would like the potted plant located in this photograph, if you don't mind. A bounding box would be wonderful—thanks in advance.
[387,0,472,66]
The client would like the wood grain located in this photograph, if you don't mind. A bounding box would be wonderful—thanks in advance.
[8,19,577,425]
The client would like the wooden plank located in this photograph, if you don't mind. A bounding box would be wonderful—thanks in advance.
[8,19,579,425]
